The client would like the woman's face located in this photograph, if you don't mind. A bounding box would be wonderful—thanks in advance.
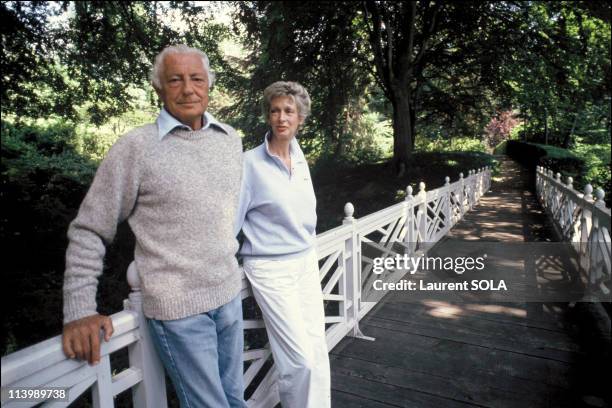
[268,96,304,141]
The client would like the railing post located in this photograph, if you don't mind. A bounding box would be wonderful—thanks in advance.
[483,167,488,193]
[459,172,465,217]
[553,172,563,215]
[474,168,482,200]
[565,177,576,239]
[472,169,478,205]
[592,188,611,295]
[444,177,452,234]
[124,263,168,408]
[467,170,473,209]
[546,169,555,211]
[343,203,375,341]
[465,170,472,212]
[417,182,428,244]
[92,357,113,408]
[403,186,415,254]
[578,185,594,273]
[481,168,485,195]
[538,167,545,205]
[543,167,547,201]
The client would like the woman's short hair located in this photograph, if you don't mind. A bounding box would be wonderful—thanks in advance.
[262,81,311,121]
[150,44,215,90]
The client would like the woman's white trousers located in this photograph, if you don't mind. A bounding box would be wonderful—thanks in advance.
[243,249,331,408]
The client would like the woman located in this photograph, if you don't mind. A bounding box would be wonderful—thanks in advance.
[234,81,331,408]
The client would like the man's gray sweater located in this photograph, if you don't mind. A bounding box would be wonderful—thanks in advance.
[63,123,243,323]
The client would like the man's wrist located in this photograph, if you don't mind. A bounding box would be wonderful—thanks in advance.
[62,311,99,326]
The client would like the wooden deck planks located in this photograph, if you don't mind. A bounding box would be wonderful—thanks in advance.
[331,354,571,408]
[329,159,610,408]
[329,301,604,407]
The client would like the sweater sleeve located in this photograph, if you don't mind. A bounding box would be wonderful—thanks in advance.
[233,158,252,237]
[63,134,142,324]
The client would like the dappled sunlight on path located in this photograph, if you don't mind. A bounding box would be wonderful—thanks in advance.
[330,157,611,408]
[449,158,556,242]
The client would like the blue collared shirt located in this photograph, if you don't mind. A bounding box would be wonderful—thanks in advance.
[156,107,224,139]
[234,133,317,260]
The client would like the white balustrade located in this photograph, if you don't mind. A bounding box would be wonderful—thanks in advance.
[2,167,492,408]
[536,166,611,297]
[0,267,167,408]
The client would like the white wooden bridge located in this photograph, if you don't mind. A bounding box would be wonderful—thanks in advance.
[2,161,610,408]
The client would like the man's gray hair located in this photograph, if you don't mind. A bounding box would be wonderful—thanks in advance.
[150,44,215,90]
[262,81,311,121]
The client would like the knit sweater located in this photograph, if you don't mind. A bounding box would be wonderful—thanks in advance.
[63,123,243,323]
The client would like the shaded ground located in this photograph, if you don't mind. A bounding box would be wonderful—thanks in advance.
[312,151,497,233]
[448,156,556,242]
[330,158,611,408]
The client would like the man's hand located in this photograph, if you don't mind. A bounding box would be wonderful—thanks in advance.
[62,314,114,365]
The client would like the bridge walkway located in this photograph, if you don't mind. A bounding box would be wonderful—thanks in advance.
[330,158,611,408]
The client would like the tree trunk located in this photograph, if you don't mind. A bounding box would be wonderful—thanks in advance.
[409,104,417,149]
[391,90,414,176]
[562,112,579,148]
[332,109,350,158]
[544,107,548,145]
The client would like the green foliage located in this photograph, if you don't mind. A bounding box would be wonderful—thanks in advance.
[326,108,393,165]
[571,138,611,195]
[1,1,231,124]
[2,120,97,183]
[415,137,487,153]
[502,2,611,148]
[1,119,141,355]
[314,151,498,232]
[231,1,370,154]
[504,140,610,203]
[531,142,580,160]
[1,120,97,354]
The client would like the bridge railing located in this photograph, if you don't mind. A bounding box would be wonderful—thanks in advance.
[536,166,611,297]
[1,167,491,408]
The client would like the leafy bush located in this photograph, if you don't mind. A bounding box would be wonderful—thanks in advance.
[571,138,611,202]
[1,120,134,355]
[341,111,392,164]
[484,111,520,149]
[415,136,487,153]
[504,140,611,205]
[1,121,92,353]
[506,140,585,174]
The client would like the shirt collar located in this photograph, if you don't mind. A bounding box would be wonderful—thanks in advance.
[156,107,226,140]
[263,131,299,158]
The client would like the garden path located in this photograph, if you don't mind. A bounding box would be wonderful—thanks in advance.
[330,158,611,408]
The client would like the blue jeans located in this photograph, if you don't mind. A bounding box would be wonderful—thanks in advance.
[147,294,246,408]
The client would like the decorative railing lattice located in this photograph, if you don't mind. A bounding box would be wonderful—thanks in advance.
[536,166,611,298]
[1,167,492,408]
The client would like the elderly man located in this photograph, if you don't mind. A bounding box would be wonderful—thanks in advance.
[61,44,246,408]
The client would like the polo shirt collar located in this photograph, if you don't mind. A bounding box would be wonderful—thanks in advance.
[263,131,299,158]
[156,107,226,140]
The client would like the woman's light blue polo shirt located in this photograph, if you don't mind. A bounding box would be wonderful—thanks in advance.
[234,133,317,260]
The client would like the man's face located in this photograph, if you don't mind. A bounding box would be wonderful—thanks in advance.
[157,53,209,130]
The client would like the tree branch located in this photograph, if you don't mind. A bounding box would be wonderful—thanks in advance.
[363,1,393,95]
